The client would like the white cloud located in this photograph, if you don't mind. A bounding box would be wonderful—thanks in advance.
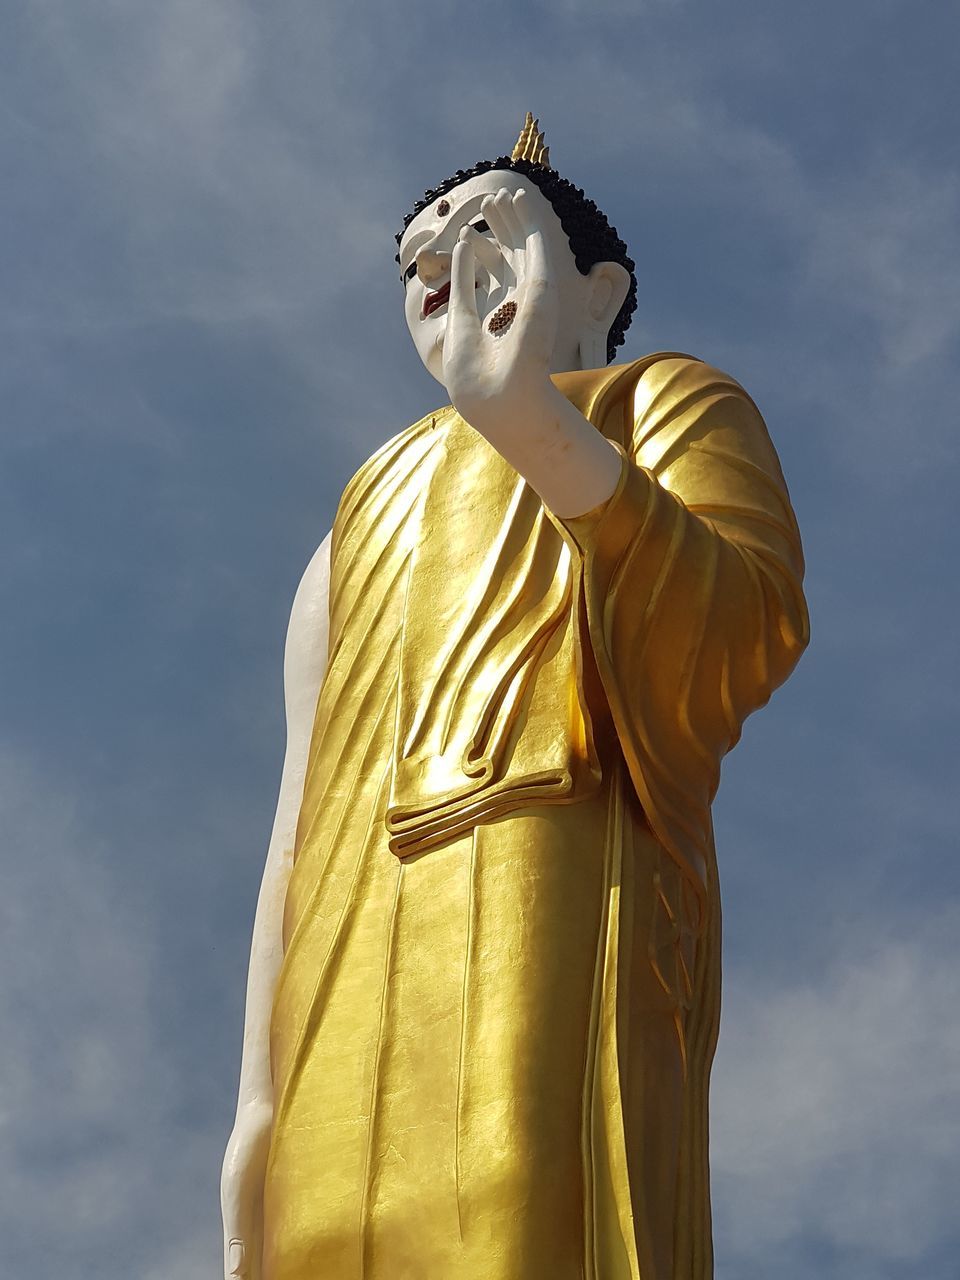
[18,1,390,330]
[804,164,960,370]
[713,909,960,1274]
[0,748,222,1275]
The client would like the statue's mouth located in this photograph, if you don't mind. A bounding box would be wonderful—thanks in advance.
[423,282,451,318]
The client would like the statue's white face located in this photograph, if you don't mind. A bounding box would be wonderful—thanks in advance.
[398,169,600,385]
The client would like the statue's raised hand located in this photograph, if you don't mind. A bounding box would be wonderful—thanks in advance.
[442,186,558,435]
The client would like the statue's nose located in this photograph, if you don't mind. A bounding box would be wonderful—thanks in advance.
[415,246,452,285]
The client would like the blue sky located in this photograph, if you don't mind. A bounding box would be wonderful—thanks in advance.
[1,2,958,1276]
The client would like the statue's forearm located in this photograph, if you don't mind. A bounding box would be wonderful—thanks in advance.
[232,535,332,1116]
[464,379,622,519]
[223,842,291,1280]
[235,835,293,1113]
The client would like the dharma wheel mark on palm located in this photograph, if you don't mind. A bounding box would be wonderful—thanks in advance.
[488,300,518,335]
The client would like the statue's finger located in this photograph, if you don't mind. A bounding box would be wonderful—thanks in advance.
[511,188,537,236]
[448,235,480,326]
[513,190,548,260]
[509,190,550,287]
[493,189,525,248]
[480,193,514,254]
[460,225,504,280]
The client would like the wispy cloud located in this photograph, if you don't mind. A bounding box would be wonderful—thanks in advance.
[803,164,960,370]
[713,912,960,1277]
[0,748,221,1276]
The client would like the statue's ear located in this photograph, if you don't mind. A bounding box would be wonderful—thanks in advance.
[586,261,631,327]
[578,261,632,368]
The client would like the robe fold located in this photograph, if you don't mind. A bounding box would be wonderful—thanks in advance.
[262,353,808,1280]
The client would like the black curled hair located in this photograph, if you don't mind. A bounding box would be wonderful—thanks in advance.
[395,156,637,365]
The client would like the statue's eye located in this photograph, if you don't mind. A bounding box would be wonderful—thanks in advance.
[401,219,490,284]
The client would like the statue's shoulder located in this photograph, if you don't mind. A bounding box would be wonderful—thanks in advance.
[556,353,759,448]
[628,351,763,420]
[627,352,791,508]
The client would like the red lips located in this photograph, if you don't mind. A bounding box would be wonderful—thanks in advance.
[423,282,451,317]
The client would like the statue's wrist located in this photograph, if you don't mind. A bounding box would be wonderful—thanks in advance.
[236,1080,275,1117]
[453,374,555,441]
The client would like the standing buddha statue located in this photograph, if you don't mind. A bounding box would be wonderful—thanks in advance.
[221,114,809,1280]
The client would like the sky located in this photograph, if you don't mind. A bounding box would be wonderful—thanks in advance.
[1,1,958,1277]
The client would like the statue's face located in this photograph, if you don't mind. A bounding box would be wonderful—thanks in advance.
[398,169,594,384]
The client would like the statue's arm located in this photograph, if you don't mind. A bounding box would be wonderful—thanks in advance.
[555,371,808,889]
[469,376,623,518]
[221,530,331,1280]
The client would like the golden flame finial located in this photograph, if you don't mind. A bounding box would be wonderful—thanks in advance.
[511,111,551,169]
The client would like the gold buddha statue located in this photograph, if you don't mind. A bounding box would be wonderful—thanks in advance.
[221,114,809,1280]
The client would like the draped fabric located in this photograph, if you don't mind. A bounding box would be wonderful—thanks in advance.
[262,355,808,1280]
[386,363,641,856]
[561,356,808,893]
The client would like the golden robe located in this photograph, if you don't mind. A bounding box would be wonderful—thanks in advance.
[263,355,808,1280]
